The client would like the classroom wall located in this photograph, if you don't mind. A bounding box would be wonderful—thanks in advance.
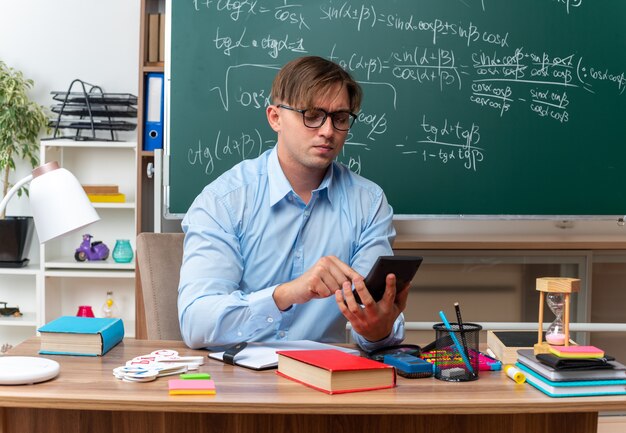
[2,0,625,242]
[0,0,140,216]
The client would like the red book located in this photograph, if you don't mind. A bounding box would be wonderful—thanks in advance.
[276,349,396,394]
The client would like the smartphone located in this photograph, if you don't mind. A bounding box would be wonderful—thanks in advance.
[352,256,423,304]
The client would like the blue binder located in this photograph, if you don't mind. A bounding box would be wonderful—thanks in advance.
[144,72,164,150]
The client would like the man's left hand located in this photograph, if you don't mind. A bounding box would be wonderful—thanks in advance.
[335,273,409,342]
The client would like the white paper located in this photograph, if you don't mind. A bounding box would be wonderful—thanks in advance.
[208,340,360,370]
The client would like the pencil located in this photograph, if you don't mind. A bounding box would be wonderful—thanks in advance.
[454,302,471,365]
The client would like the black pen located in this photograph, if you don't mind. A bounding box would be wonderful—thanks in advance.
[454,302,472,371]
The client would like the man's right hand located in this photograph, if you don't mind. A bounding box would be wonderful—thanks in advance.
[273,256,361,311]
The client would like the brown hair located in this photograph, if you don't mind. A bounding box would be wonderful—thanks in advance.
[271,56,362,112]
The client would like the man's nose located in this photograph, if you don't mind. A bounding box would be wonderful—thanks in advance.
[318,115,335,136]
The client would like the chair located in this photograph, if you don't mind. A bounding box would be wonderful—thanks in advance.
[135,232,184,340]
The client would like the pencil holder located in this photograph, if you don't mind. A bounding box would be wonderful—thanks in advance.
[432,322,482,382]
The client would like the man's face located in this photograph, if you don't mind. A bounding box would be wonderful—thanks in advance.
[268,84,351,178]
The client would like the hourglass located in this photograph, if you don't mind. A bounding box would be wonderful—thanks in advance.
[545,292,566,345]
[534,277,580,354]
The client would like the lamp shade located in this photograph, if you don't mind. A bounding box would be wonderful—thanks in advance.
[29,162,100,243]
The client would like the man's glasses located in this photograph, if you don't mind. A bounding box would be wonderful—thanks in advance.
[277,104,357,131]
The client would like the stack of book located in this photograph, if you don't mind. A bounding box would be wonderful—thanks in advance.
[83,184,126,203]
[516,348,626,397]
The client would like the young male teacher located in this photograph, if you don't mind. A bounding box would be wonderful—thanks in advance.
[178,56,408,351]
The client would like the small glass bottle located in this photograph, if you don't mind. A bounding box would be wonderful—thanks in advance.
[112,239,134,263]
[102,291,119,318]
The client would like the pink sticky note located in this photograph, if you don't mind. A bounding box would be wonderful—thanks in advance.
[168,379,215,391]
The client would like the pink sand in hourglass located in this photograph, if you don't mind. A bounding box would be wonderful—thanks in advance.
[546,333,565,345]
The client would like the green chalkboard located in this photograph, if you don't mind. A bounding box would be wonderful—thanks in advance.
[167,0,626,217]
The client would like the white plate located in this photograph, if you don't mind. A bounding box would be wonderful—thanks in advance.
[0,356,60,385]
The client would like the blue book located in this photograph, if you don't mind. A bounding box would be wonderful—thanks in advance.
[38,316,124,356]
[516,363,626,397]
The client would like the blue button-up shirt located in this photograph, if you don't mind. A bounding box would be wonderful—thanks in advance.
[178,146,404,351]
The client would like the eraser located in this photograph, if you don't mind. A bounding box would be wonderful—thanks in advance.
[441,367,466,379]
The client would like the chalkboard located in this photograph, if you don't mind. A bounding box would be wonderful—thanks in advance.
[167,0,626,217]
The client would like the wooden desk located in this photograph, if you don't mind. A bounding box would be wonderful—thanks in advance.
[1,338,625,433]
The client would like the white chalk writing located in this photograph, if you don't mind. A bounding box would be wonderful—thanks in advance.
[180,0,623,182]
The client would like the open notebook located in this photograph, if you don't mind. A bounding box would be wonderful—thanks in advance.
[208,340,360,370]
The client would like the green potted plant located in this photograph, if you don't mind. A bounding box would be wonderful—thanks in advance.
[0,60,48,267]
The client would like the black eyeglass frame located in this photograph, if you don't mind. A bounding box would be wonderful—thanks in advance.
[277,104,357,131]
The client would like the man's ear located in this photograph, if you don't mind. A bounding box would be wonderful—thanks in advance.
[266,104,281,132]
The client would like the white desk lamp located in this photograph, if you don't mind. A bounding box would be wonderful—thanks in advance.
[0,161,100,385]
[0,161,100,243]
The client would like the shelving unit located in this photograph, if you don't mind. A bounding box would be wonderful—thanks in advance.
[136,0,165,236]
[0,137,140,346]
[0,263,40,347]
[37,139,137,337]
[135,0,166,339]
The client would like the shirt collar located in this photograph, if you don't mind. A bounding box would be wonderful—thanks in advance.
[267,147,335,207]
[268,147,292,207]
